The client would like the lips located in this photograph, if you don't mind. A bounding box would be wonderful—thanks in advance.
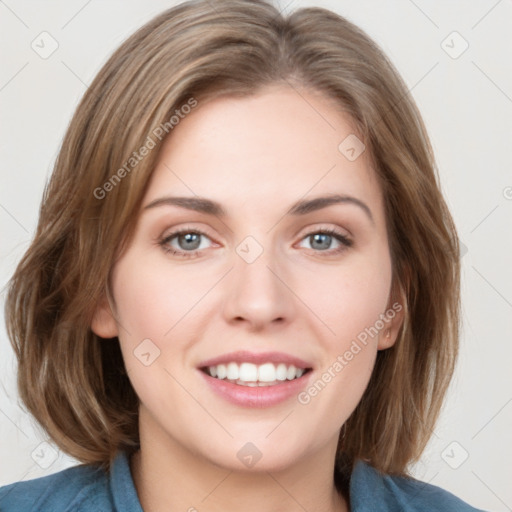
[198,350,313,369]
[197,350,313,407]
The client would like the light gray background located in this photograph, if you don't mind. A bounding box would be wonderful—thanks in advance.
[1,1,511,510]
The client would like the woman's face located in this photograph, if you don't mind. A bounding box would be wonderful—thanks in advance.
[93,85,403,472]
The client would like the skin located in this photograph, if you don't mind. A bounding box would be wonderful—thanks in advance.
[92,84,404,512]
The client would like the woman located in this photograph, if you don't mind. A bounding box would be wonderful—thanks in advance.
[0,0,486,510]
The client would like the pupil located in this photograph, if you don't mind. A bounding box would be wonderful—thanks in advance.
[311,233,331,250]
[180,233,200,250]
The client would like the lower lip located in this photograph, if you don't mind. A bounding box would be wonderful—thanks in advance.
[198,370,312,408]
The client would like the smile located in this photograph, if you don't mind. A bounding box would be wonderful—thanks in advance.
[201,362,310,387]
[197,351,314,407]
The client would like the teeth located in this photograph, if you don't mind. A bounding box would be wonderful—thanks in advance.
[216,364,227,379]
[239,363,258,381]
[204,362,308,385]
[258,363,276,382]
[226,362,239,380]
[276,363,288,381]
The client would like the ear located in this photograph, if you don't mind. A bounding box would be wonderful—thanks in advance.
[91,293,119,339]
[377,281,407,351]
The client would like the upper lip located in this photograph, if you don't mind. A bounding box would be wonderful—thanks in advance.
[198,350,313,369]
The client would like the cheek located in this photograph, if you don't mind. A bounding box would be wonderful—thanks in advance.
[111,253,212,340]
[109,254,197,403]
[296,257,390,424]
[109,253,222,394]
[304,251,392,346]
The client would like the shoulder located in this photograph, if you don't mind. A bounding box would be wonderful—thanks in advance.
[0,462,112,512]
[350,460,488,512]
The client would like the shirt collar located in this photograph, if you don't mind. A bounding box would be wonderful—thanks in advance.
[110,451,144,512]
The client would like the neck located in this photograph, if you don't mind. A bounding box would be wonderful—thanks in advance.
[130,417,348,512]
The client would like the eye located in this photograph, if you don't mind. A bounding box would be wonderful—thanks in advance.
[158,226,352,259]
[159,228,214,259]
[297,228,352,255]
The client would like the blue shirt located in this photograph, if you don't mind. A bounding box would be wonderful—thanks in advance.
[0,451,486,511]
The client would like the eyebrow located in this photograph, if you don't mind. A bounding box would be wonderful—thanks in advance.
[143,194,374,223]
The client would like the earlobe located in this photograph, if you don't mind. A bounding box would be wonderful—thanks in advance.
[91,294,119,338]
[377,284,407,351]
[378,326,398,350]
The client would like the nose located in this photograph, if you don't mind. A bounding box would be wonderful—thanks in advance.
[222,246,296,332]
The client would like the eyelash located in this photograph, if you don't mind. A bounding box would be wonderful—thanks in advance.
[159,226,353,259]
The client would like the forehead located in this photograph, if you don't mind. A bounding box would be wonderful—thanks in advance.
[144,85,383,220]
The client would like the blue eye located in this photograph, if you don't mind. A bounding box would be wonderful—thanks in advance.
[299,229,352,254]
[159,229,212,259]
[159,228,352,259]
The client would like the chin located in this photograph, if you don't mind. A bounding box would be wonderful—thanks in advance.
[194,433,316,474]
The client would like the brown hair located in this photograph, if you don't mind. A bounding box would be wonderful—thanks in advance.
[5,0,460,476]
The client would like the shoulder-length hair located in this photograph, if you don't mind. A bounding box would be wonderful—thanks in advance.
[5,0,460,475]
